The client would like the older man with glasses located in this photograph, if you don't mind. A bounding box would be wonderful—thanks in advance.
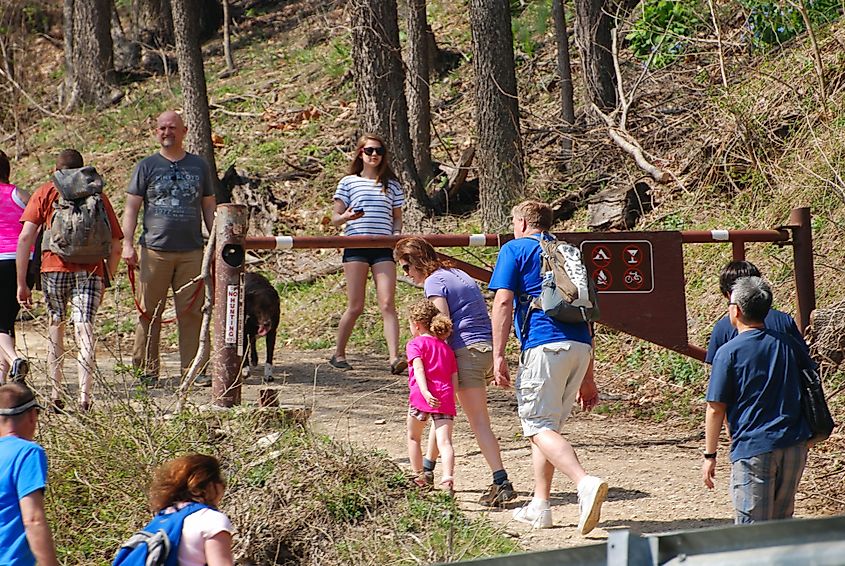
[702,276,812,523]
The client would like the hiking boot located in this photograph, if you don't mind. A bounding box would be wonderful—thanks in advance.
[577,475,608,535]
[478,480,517,507]
[9,358,28,382]
[512,504,553,529]
[390,359,408,375]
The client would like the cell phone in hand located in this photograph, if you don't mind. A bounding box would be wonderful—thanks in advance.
[354,208,365,215]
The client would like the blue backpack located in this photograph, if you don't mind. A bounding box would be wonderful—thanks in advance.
[112,502,208,566]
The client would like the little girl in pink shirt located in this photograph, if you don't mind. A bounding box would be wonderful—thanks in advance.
[405,299,458,494]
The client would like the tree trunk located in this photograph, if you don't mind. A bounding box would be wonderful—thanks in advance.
[469,0,525,232]
[574,0,617,111]
[349,0,428,214]
[170,0,220,189]
[64,0,123,110]
[138,0,174,46]
[552,0,575,158]
[405,0,433,188]
[221,0,236,75]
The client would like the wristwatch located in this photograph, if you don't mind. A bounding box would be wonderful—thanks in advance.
[703,452,717,460]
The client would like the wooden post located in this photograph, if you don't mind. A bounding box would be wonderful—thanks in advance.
[212,204,248,407]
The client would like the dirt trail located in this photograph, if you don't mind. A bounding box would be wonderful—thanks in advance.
[15,326,820,553]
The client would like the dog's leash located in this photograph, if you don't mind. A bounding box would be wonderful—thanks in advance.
[127,266,204,324]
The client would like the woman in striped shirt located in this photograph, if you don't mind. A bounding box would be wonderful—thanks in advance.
[329,134,407,374]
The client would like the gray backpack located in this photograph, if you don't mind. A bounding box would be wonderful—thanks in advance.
[520,234,600,341]
[43,167,112,265]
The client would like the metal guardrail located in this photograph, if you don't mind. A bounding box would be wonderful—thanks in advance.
[451,515,845,565]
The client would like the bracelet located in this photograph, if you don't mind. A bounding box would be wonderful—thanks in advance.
[703,452,717,460]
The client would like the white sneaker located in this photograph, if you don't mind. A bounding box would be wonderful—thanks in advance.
[512,504,553,529]
[577,476,608,535]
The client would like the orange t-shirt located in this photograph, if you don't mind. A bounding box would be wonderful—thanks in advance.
[21,181,123,276]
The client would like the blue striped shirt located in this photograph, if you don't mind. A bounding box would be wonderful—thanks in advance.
[333,175,404,236]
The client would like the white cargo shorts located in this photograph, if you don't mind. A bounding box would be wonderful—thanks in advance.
[515,340,592,437]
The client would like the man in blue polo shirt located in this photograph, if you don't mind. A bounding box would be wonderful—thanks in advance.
[702,276,811,523]
[490,200,607,535]
[0,383,58,566]
[705,260,805,364]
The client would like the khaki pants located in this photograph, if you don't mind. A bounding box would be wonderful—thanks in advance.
[132,247,208,376]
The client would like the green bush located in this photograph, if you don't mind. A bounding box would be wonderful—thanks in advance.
[742,0,841,50]
[627,0,702,68]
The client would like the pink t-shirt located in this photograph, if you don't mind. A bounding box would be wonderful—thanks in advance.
[406,335,458,415]
[0,183,26,259]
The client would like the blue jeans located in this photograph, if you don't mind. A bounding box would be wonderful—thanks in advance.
[730,443,807,524]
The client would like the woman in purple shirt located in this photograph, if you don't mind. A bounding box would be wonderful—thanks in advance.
[394,237,515,506]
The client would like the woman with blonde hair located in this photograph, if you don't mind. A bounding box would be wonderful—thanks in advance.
[329,133,406,374]
[394,237,516,506]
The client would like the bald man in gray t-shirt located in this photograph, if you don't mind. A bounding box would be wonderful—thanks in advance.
[122,111,216,384]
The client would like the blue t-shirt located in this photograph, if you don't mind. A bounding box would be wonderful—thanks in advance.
[705,308,806,364]
[333,175,404,236]
[707,329,811,462]
[424,267,492,351]
[0,436,48,566]
[489,235,592,351]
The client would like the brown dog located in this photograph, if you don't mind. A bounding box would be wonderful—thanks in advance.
[243,272,280,383]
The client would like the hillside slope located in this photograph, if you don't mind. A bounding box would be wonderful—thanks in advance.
[6,0,844,516]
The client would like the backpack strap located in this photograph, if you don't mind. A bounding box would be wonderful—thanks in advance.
[516,232,554,345]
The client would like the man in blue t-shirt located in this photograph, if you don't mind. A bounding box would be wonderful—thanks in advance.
[0,383,58,565]
[703,276,811,524]
[490,200,607,535]
[705,260,806,364]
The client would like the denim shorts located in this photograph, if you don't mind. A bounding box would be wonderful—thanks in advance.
[342,247,394,265]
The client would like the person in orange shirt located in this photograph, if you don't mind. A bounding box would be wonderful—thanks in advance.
[15,149,122,412]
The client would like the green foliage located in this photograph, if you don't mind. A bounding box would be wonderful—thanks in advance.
[319,479,371,522]
[627,0,703,68]
[512,0,552,57]
[742,0,841,50]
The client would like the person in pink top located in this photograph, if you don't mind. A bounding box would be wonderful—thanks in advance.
[0,150,31,382]
[406,299,458,495]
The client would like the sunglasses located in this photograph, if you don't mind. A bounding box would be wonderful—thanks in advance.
[362,146,386,156]
[400,263,411,274]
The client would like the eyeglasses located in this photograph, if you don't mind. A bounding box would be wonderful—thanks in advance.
[362,146,386,156]
[727,301,737,307]
[400,263,411,274]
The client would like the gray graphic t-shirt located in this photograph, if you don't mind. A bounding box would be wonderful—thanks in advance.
[127,152,214,251]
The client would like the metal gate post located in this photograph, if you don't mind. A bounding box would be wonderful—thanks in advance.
[212,204,248,407]
[787,207,815,333]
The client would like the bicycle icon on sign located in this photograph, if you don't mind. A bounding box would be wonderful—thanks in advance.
[625,271,642,285]
[623,268,645,290]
